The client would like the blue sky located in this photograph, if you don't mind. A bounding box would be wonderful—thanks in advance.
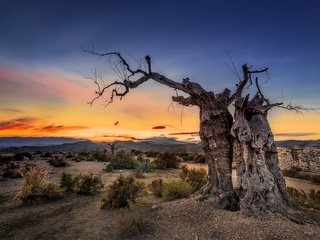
[0,0,320,140]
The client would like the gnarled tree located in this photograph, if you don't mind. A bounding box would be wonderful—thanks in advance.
[231,65,318,223]
[86,50,319,223]
[86,50,238,210]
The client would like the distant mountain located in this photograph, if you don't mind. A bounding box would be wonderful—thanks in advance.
[0,137,203,153]
[276,140,320,148]
[1,137,319,153]
[0,137,84,149]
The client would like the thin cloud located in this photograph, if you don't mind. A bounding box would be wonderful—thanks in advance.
[274,132,318,137]
[0,108,24,113]
[101,134,141,140]
[169,131,199,136]
[152,126,166,130]
[36,125,89,133]
[0,117,37,130]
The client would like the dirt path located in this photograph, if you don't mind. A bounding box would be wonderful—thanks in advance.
[1,193,319,240]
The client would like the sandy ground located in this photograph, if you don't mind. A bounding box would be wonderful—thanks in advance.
[0,157,320,239]
[1,157,319,196]
[1,193,320,240]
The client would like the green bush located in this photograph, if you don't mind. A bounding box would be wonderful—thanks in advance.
[179,165,207,192]
[110,151,138,169]
[283,167,320,184]
[137,158,152,173]
[287,187,320,211]
[162,180,192,201]
[16,166,62,203]
[149,179,163,198]
[152,152,179,169]
[75,173,104,195]
[48,156,69,167]
[91,151,113,162]
[282,168,301,178]
[60,172,76,191]
[101,175,144,209]
[309,175,320,184]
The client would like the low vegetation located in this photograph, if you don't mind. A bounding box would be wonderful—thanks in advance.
[137,157,152,173]
[283,167,320,184]
[101,175,145,209]
[162,180,192,201]
[177,152,206,163]
[74,173,104,195]
[48,156,69,167]
[16,166,62,203]
[149,179,163,198]
[60,172,76,191]
[109,151,138,170]
[118,202,148,238]
[287,187,320,216]
[152,152,180,169]
[179,165,207,192]
[90,151,113,162]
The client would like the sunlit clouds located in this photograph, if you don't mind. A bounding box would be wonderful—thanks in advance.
[0,61,319,141]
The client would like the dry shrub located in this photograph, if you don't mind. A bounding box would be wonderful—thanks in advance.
[110,151,138,169]
[16,166,62,203]
[179,164,207,192]
[162,180,192,201]
[75,173,104,195]
[48,156,69,167]
[60,172,76,191]
[149,179,163,198]
[118,202,147,237]
[101,175,144,209]
[152,152,179,169]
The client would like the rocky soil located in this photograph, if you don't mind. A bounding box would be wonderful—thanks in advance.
[0,193,319,240]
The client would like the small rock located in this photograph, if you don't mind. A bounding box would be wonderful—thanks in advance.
[151,205,157,210]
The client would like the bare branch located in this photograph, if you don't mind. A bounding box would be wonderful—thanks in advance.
[278,104,320,114]
[172,96,194,106]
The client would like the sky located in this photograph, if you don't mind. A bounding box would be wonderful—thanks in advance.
[0,0,320,142]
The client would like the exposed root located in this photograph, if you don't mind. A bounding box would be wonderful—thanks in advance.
[194,185,239,211]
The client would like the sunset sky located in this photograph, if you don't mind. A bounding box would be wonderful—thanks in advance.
[1,0,320,142]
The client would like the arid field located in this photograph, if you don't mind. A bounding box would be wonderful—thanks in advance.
[0,151,319,239]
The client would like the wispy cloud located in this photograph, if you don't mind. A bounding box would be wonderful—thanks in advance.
[0,117,88,133]
[100,134,141,140]
[0,108,24,113]
[0,64,90,103]
[152,125,166,130]
[274,132,318,137]
[169,131,199,136]
[35,125,89,133]
[0,117,37,130]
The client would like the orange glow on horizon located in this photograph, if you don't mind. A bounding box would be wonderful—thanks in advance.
[1,64,319,142]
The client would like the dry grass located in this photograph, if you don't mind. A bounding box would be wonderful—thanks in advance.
[16,166,62,203]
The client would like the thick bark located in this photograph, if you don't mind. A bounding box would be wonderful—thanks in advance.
[232,101,319,223]
[197,103,238,211]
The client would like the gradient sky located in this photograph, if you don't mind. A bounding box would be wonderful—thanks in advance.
[1,0,320,141]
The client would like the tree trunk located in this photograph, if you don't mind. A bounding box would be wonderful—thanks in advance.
[198,104,238,211]
[232,109,319,223]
